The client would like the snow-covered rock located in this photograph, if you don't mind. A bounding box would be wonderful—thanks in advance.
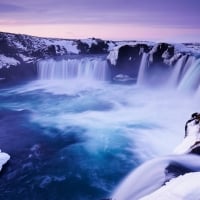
[174,113,200,154]
[0,150,10,171]
[0,54,20,69]
[140,172,200,200]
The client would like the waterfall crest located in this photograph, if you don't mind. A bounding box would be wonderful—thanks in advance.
[37,57,109,81]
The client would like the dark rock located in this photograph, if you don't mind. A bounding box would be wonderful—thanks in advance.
[165,161,194,182]
[77,39,109,54]
[145,43,175,85]
[109,44,151,79]
[0,62,37,84]
[151,43,174,64]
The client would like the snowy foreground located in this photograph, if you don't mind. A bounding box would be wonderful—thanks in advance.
[0,150,10,171]
[140,172,200,200]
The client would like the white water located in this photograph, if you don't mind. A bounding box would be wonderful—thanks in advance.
[137,53,149,85]
[181,56,196,78]
[37,57,109,81]
[136,53,200,92]
[112,154,200,200]
[168,55,187,87]
[31,54,200,199]
[178,58,200,91]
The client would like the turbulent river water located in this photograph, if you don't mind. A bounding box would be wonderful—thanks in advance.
[0,79,199,200]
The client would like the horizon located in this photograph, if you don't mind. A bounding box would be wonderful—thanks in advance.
[0,0,200,43]
[1,30,200,44]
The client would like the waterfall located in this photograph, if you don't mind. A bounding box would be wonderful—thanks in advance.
[112,154,200,200]
[178,58,200,91]
[181,55,196,77]
[137,53,150,85]
[37,57,109,81]
[168,55,187,87]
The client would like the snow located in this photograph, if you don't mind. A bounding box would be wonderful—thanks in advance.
[49,40,79,54]
[80,38,97,48]
[0,54,20,68]
[107,45,120,65]
[0,150,10,171]
[107,41,116,51]
[13,41,27,50]
[174,119,200,154]
[174,43,200,56]
[19,54,33,62]
[140,172,200,200]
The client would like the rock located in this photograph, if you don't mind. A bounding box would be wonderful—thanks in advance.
[108,44,151,80]
[174,112,200,155]
[0,62,37,84]
[113,74,136,84]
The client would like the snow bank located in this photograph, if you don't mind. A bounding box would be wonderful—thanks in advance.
[80,38,97,48]
[0,54,20,68]
[140,172,200,200]
[107,45,120,65]
[0,150,10,171]
[50,40,79,54]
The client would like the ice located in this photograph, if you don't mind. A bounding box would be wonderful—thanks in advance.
[0,150,10,171]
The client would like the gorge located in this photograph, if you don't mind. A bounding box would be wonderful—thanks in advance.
[0,32,200,200]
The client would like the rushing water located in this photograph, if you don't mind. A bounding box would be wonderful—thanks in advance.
[0,53,200,199]
[0,78,199,200]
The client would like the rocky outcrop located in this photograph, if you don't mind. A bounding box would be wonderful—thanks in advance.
[108,44,151,80]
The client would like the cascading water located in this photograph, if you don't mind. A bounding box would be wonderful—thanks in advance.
[37,56,109,81]
[112,154,200,200]
[181,55,196,78]
[178,58,200,91]
[137,53,150,85]
[168,55,187,87]
[1,47,200,200]
[136,52,200,92]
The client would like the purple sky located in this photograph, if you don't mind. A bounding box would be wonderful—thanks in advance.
[0,0,200,42]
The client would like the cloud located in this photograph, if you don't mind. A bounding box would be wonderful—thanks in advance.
[0,0,199,29]
[0,3,24,12]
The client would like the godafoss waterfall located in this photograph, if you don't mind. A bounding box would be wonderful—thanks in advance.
[1,48,200,200]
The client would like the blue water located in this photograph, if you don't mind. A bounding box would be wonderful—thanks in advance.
[0,80,199,199]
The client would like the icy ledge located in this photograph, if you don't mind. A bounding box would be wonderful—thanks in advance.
[0,150,10,171]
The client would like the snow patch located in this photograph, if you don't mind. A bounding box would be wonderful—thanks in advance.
[0,150,10,171]
[107,45,120,65]
[140,172,200,200]
[0,54,20,68]
[19,54,33,62]
[80,38,97,48]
